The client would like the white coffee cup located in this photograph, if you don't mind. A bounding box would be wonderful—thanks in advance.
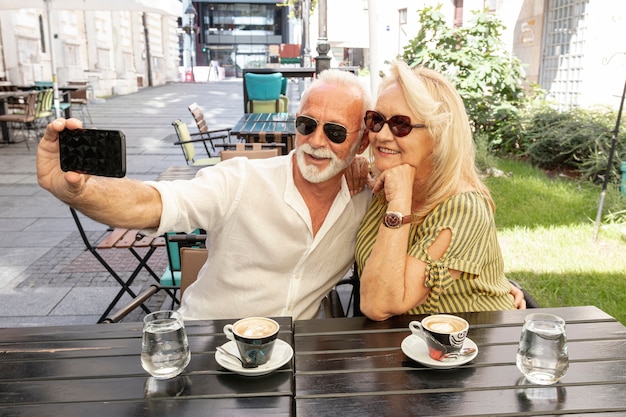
[223,317,280,366]
[409,314,469,360]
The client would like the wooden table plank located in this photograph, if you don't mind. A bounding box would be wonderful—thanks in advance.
[0,397,293,417]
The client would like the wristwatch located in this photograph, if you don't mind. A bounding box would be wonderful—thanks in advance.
[382,211,413,228]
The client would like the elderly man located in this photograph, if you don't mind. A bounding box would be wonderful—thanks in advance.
[37,69,372,320]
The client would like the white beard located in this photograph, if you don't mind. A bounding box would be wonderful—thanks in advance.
[296,143,354,183]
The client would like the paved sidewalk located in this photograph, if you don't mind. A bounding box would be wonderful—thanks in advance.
[0,78,305,327]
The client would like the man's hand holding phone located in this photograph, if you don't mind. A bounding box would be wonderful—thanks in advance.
[58,126,126,178]
[37,118,126,207]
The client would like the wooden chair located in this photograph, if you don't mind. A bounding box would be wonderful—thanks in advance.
[0,91,38,149]
[187,102,233,152]
[171,119,222,166]
[220,142,281,161]
[102,241,208,324]
[160,231,206,307]
[68,81,93,124]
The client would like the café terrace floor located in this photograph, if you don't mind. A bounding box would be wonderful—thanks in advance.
[0,77,310,327]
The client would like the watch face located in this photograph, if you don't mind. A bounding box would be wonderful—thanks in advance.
[384,212,402,228]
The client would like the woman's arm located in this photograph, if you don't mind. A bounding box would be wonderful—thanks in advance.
[359,164,459,320]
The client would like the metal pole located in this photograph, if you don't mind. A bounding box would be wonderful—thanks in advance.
[45,0,61,118]
[142,13,153,87]
[301,0,311,67]
[592,76,626,241]
[315,0,331,74]
[367,0,380,95]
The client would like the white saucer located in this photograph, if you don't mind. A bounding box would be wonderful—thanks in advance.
[215,339,293,376]
[401,335,478,369]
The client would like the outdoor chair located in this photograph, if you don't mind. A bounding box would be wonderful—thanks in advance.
[171,119,222,166]
[160,231,207,308]
[102,243,208,324]
[219,142,281,161]
[68,81,93,124]
[317,262,361,319]
[0,91,38,149]
[33,88,54,130]
[187,102,233,150]
[244,72,289,113]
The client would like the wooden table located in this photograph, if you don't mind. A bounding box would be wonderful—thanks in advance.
[294,306,626,416]
[0,317,294,416]
[231,113,295,155]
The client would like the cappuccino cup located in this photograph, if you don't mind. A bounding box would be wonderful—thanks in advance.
[409,314,469,361]
[223,317,279,367]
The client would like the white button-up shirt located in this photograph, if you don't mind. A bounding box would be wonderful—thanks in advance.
[145,154,370,320]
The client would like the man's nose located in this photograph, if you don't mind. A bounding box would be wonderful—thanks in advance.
[308,124,329,147]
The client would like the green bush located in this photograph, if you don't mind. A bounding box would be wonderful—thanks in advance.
[402,5,527,140]
[520,106,623,184]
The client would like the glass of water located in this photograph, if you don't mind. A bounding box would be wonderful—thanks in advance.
[141,310,191,379]
[516,313,569,385]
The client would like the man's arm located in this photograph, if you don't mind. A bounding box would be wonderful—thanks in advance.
[37,118,162,229]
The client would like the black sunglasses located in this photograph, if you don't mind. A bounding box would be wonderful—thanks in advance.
[295,115,352,144]
[364,110,427,137]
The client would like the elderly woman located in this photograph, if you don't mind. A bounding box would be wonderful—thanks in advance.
[355,61,519,321]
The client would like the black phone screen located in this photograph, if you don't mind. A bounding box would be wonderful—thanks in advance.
[59,128,126,178]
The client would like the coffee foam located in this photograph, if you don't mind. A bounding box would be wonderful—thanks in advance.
[235,318,278,338]
[425,317,466,333]
[428,322,457,333]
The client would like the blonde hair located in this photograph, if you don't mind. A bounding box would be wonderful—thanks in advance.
[378,60,494,222]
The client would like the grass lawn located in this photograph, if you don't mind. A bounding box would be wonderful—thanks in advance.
[484,158,626,324]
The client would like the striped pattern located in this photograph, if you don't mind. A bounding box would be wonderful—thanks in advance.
[355,191,515,314]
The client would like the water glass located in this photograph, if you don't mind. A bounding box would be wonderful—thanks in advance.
[516,313,569,385]
[141,310,191,379]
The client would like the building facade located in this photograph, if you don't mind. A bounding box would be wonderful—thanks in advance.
[0,2,180,98]
[184,0,292,79]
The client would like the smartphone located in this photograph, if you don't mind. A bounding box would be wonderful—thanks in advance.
[59,128,126,178]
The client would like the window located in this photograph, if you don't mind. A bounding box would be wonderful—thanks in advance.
[540,0,589,108]
[39,15,46,53]
[398,8,407,25]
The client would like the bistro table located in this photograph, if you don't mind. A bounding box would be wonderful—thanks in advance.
[231,112,295,155]
[0,317,294,416]
[294,306,626,416]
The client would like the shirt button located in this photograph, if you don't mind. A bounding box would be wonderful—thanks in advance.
[294,273,301,280]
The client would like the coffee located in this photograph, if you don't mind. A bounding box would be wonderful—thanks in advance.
[234,318,279,338]
[223,317,280,367]
[409,314,470,361]
[424,316,467,334]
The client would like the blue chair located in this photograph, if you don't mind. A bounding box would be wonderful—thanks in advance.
[160,231,206,308]
[244,72,288,113]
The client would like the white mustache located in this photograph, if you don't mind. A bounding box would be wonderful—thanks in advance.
[299,143,338,160]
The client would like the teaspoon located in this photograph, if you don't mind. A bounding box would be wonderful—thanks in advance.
[216,346,258,368]
[442,347,477,360]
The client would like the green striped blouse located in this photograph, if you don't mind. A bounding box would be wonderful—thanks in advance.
[355,191,515,314]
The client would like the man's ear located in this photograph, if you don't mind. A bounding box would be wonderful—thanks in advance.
[356,129,370,154]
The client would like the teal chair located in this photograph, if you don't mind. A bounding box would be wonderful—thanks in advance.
[244,72,288,113]
[160,231,206,307]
